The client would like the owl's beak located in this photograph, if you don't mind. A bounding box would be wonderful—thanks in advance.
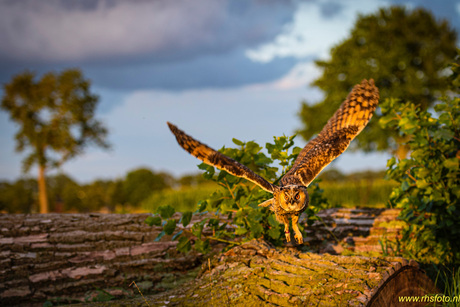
[258,198,274,210]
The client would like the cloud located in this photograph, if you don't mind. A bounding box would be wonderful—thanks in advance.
[0,0,296,64]
[387,0,460,32]
[270,60,321,90]
[83,48,297,91]
[246,0,390,63]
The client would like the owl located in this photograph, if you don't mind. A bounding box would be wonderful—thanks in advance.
[167,79,379,244]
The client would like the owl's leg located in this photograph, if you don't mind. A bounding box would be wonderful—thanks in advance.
[291,215,303,244]
[284,222,291,243]
[276,214,291,242]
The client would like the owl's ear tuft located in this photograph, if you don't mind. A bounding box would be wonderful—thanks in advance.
[258,198,274,209]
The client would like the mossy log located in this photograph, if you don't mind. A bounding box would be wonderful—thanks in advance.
[80,239,437,307]
[0,209,431,306]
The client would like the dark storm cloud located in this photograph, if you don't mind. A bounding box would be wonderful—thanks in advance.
[0,0,297,90]
[385,0,460,33]
[83,49,297,91]
[0,0,296,64]
[318,1,345,18]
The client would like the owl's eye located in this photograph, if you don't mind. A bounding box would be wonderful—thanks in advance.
[283,193,288,201]
[295,193,300,200]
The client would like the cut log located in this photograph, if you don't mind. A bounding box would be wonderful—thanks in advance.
[0,213,211,306]
[0,209,434,306]
[71,239,438,307]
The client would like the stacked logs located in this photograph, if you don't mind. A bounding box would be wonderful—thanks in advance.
[0,208,434,307]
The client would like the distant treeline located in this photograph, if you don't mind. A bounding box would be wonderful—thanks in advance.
[0,168,394,214]
[0,168,208,213]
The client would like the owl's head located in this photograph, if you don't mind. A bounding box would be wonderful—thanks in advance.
[259,185,309,213]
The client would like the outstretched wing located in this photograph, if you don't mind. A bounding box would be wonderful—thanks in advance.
[280,79,379,187]
[167,122,276,193]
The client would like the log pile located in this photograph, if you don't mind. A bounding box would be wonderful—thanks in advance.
[74,239,438,306]
[0,208,433,307]
[306,208,403,255]
[0,213,206,306]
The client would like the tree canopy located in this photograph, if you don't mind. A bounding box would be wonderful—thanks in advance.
[123,168,173,206]
[298,6,458,154]
[1,69,110,213]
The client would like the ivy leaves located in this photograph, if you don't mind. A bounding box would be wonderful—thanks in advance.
[146,135,327,254]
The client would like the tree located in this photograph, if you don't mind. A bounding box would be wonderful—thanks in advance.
[46,173,82,212]
[298,6,457,158]
[123,168,171,206]
[1,69,110,213]
[0,178,37,213]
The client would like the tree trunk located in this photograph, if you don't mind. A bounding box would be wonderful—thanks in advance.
[37,164,48,213]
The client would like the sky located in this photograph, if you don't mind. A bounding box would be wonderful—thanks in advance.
[1,0,459,184]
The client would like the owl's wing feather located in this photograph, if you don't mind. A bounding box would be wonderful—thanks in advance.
[281,79,379,187]
[167,122,276,193]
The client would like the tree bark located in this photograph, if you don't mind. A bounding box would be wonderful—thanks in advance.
[0,213,210,306]
[73,239,438,307]
[37,164,48,213]
[0,209,436,307]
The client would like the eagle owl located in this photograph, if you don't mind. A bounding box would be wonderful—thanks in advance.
[167,79,379,244]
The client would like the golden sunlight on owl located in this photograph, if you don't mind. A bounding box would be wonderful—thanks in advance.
[168,79,379,244]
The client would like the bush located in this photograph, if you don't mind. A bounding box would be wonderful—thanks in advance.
[146,135,328,253]
[380,72,460,265]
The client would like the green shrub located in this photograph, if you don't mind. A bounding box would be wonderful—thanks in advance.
[379,82,460,265]
[146,135,328,253]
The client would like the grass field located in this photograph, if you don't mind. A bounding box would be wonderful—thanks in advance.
[141,183,222,213]
[321,179,396,209]
[142,178,395,213]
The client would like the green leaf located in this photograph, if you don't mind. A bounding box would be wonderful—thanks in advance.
[177,236,191,253]
[250,222,263,238]
[433,128,454,141]
[232,138,244,146]
[192,219,206,239]
[246,141,262,155]
[386,157,396,168]
[416,180,430,189]
[194,239,210,254]
[145,215,162,227]
[235,227,248,235]
[164,219,177,235]
[157,205,175,219]
[443,158,459,171]
[172,230,183,240]
[197,200,208,212]
[268,214,279,228]
[401,180,410,191]
[154,230,165,242]
[268,227,280,240]
[181,211,193,227]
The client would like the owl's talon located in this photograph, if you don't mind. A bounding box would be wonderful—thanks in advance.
[285,231,291,243]
[294,231,303,244]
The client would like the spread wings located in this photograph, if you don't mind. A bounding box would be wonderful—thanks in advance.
[167,122,276,193]
[280,79,379,187]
